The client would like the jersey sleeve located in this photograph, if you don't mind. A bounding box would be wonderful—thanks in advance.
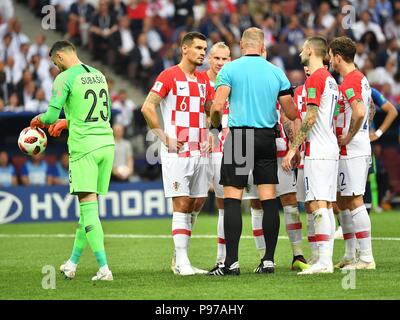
[371,87,387,109]
[305,73,325,107]
[150,69,173,99]
[277,68,291,95]
[48,72,72,110]
[342,74,363,105]
[214,64,231,90]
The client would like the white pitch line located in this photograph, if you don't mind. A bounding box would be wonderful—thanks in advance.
[0,234,399,241]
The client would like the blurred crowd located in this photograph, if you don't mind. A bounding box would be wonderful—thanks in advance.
[19,0,400,100]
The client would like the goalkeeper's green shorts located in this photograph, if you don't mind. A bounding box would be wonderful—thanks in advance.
[69,145,114,195]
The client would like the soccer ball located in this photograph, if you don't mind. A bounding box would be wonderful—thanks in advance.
[18,127,47,156]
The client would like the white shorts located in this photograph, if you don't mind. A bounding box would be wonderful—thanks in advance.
[296,168,306,203]
[161,155,209,198]
[337,156,371,196]
[276,157,297,197]
[304,159,338,202]
[209,152,224,198]
[208,152,258,199]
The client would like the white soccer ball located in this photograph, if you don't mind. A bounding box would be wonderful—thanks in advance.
[18,127,47,156]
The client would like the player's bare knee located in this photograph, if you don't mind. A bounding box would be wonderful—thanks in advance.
[77,192,97,203]
[280,192,297,207]
[250,198,262,209]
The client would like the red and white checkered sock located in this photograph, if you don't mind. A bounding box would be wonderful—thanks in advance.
[284,205,303,256]
[216,209,225,264]
[351,205,373,263]
[338,209,356,260]
[172,212,191,266]
[313,208,332,266]
[307,213,318,259]
[251,207,265,258]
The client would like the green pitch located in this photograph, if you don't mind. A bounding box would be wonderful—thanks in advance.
[1,211,399,300]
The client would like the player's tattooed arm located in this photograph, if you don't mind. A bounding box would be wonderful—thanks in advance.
[280,110,295,143]
[338,98,365,146]
[289,104,318,151]
[141,92,166,143]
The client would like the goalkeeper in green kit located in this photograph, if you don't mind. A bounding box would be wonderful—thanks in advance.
[30,41,115,281]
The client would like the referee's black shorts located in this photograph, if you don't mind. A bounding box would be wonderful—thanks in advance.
[220,127,278,188]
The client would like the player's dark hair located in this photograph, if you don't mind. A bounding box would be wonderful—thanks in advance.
[49,40,76,57]
[329,36,356,63]
[181,32,207,47]
[307,36,328,59]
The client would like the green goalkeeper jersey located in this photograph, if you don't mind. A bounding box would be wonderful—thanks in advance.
[49,63,115,161]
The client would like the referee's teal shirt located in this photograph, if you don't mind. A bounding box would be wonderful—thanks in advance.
[214,55,291,128]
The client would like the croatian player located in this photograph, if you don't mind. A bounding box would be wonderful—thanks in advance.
[30,41,115,281]
[283,36,340,275]
[141,32,212,276]
[329,36,375,270]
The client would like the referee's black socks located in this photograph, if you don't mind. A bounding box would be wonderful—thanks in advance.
[223,198,242,268]
[261,198,280,263]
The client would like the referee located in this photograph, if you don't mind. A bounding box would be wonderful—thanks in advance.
[209,27,297,275]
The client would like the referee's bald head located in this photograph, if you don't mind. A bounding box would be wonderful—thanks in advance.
[241,27,264,50]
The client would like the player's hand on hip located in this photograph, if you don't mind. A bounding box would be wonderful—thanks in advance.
[369,132,379,142]
[338,134,350,146]
[48,119,68,137]
[30,114,46,129]
[292,149,301,168]
[282,149,295,172]
[166,136,184,153]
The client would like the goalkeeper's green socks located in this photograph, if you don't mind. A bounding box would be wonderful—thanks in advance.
[81,201,108,268]
[69,214,87,264]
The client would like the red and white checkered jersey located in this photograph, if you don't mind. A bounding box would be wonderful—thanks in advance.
[335,69,372,159]
[151,65,212,158]
[276,102,289,158]
[303,68,339,160]
[202,71,229,153]
[294,85,306,168]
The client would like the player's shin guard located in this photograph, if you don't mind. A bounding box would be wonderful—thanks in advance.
[307,213,318,260]
[81,201,108,268]
[250,207,266,258]
[284,205,303,257]
[172,212,191,266]
[69,214,87,264]
[223,198,242,268]
[261,199,280,263]
[216,209,226,264]
[313,208,332,267]
[338,209,356,260]
[351,205,374,263]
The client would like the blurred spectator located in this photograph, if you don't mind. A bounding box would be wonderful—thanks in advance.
[280,16,305,56]
[4,93,23,112]
[29,54,52,86]
[112,124,134,182]
[89,0,118,62]
[354,42,368,70]
[143,17,164,53]
[376,38,399,68]
[112,89,137,135]
[238,3,254,31]
[0,17,16,41]
[132,32,156,91]
[20,153,54,186]
[318,1,336,30]
[0,0,14,24]
[15,42,31,71]
[0,150,17,187]
[68,0,95,47]
[353,10,385,43]
[110,15,136,75]
[0,33,18,63]
[51,0,75,33]
[21,81,37,109]
[366,0,381,25]
[384,10,400,45]
[25,88,48,113]
[173,0,194,28]
[48,153,69,185]
[147,0,175,20]
[28,34,49,59]
[109,0,128,20]
[193,0,206,25]
[127,0,149,37]
[107,77,119,102]
[375,0,393,25]
[42,66,60,102]
[4,56,22,98]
